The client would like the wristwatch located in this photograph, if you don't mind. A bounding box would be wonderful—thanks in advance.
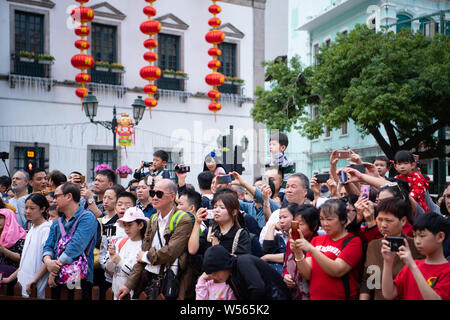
[88,198,94,205]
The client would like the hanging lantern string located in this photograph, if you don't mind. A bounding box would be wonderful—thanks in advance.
[140,0,161,119]
[205,0,225,121]
[71,0,95,109]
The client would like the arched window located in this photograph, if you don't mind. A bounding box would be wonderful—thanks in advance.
[396,13,412,31]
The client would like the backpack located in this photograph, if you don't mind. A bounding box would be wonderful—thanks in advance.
[56,211,95,285]
[150,209,195,237]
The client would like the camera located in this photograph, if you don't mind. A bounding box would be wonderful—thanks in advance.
[143,161,153,167]
[386,236,405,252]
[0,152,9,160]
[174,165,190,174]
[315,173,330,183]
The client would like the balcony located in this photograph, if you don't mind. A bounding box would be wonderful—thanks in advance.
[9,53,55,91]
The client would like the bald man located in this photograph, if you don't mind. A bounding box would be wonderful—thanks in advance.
[117,179,194,300]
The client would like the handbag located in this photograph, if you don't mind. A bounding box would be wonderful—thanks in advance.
[156,219,180,300]
[56,211,95,285]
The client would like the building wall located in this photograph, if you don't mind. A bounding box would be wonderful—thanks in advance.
[0,0,265,186]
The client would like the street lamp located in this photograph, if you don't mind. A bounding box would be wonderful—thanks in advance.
[131,96,146,126]
[82,91,144,171]
[82,91,98,121]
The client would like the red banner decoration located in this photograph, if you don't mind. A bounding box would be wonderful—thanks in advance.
[205,0,225,120]
[140,0,161,118]
[71,0,94,104]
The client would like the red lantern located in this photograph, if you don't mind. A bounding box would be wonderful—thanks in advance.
[208,47,222,57]
[206,1,225,119]
[75,40,90,50]
[208,60,221,70]
[75,87,89,99]
[143,6,157,17]
[205,30,225,45]
[140,1,161,119]
[140,66,161,81]
[208,102,222,112]
[208,90,221,100]
[144,84,158,94]
[145,97,158,108]
[75,25,90,37]
[209,4,222,15]
[144,38,158,49]
[144,51,158,62]
[71,7,94,23]
[71,54,94,70]
[206,73,225,86]
[72,1,94,104]
[75,73,91,85]
[140,20,161,35]
[208,17,221,28]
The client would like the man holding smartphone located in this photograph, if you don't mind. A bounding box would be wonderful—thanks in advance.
[359,197,423,300]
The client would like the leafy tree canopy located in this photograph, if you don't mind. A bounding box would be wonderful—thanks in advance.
[252,24,450,159]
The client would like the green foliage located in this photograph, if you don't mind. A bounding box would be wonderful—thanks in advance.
[251,55,312,133]
[252,24,450,158]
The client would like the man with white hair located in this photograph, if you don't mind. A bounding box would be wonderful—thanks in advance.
[9,170,30,228]
[116,179,194,300]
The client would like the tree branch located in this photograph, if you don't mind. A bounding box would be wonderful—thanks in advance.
[368,126,394,159]
[402,119,449,151]
[383,121,400,151]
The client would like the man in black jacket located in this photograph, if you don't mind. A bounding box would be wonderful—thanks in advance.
[202,245,290,300]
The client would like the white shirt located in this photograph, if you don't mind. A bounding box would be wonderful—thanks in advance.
[142,208,174,275]
[259,209,281,245]
[106,238,142,300]
[17,221,51,298]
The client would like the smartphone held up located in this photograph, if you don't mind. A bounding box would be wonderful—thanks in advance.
[291,221,300,240]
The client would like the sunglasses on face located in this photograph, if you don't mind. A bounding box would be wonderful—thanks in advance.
[150,190,167,198]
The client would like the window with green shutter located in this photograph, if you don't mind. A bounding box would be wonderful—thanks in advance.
[14,11,45,77]
[157,33,182,91]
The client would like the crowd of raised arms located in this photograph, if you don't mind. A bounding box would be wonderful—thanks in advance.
[0,133,449,301]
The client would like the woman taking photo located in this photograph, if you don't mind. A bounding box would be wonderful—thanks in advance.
[188,188,251,258]
[290,199,363,300]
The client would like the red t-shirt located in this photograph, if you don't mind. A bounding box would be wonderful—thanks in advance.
[306,233,363,300]
[394,260,450,300]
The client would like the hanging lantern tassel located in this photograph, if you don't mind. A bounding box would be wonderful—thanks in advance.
[205,0,225,119]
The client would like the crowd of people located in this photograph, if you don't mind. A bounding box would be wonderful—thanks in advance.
[0,132,449,301]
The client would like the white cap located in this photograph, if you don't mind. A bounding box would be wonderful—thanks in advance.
[117,207,148,226]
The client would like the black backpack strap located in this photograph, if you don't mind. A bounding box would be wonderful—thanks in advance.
[341,235,356,300]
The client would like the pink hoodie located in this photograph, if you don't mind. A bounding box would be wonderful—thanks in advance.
[195,276,236,300]
[0,208,27,248]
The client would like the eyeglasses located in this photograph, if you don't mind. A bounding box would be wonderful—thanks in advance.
[53,193,64,199]
[149,190,172,199]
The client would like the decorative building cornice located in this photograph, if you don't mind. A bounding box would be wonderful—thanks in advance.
[221,0,266,9]
[217,22,245,39]
[155,13,189,30]
[91,2,126,21]
[7,0,55,9]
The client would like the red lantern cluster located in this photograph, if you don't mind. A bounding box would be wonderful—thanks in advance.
[205,0,225,119]
[71,0,95,102]
[140,0,161,118]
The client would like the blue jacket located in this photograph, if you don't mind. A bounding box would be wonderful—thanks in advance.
[42,206,98,283]
[239,188,281,229]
